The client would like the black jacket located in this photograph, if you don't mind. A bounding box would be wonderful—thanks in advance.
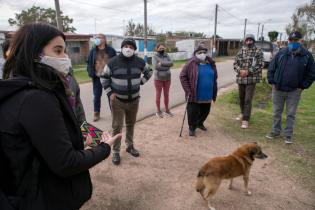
[268,47,315,91]
[0,69,111,210]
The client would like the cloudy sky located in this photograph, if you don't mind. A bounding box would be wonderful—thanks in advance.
[0,0,310,39]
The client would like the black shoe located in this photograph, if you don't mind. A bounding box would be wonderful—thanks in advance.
[189,129,196,136]
[197,124,207,131]
[126,146,140,157]
[112,153,120,165]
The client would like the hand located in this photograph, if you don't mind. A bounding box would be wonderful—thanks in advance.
[110,93,116,102]
[100,132,122,146]
[85,134,93,145]
[240,70,248,78]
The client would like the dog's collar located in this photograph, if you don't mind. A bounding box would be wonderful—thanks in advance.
[231,154,253,171]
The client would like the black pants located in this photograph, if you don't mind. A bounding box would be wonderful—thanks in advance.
[238,84,256,121]
[187,102,211,130]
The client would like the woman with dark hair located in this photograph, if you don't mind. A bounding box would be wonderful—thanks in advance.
[152,43,174,118]
[0,23,120,210]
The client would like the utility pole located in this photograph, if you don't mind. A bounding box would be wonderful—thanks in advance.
[261,24,264,43]
[54,0,63,32]
[213,4,218,57]
[144,0,148,62]
[279,32,282,46]
[243,18,247,39]
[94,18,97,34]
[257,23,260,40]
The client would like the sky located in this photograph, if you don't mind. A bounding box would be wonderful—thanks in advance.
[0,0,310,40]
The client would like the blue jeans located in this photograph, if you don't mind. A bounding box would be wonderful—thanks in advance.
[92,77,103,113]
[272,88,302,138]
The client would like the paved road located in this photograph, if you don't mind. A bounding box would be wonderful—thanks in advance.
[80,59,235,130]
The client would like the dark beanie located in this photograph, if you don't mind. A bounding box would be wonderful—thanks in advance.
[121,38,137,50]
[194,45,208,54]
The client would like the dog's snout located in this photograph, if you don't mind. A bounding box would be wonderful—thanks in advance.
[257,152,268,159]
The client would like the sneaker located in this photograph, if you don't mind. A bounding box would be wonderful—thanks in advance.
[126,145,140,157]
[285,137,293,144]
[112,153,120,165]
[93,112,100,122]
[164,110,174,117]
[235,114,243,121]
[265,132,281,139]
[156,111,163,118]
[241,121,248,129]
[197,124,207,131]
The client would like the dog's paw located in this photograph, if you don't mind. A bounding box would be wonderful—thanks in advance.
[245,191,252,196]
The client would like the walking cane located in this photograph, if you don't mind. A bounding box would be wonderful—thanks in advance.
[179,95,189,137]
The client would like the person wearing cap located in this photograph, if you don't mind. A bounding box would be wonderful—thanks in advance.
[233,34,264,129]
[152,43,174,118]
[87,34,116,122]
[179,44,218,137]
[266,31,315,144]
[100,38,153,165]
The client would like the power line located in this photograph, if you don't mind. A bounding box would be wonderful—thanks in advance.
[217,5,243,22]
[68,0,133,13]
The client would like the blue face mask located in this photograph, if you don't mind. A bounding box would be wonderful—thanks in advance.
[94,38,101,46]
[288,42,301,51]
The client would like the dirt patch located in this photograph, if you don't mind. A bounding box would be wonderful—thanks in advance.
[82,99,315,210]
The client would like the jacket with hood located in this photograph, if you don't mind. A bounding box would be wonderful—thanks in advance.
[0,64,111,210]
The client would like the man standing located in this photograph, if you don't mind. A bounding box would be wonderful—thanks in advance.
[266,31,315,144]
[233,34,263,129]
[100,38,153,165]
[87,34,116,122]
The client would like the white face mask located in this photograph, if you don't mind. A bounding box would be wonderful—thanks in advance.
[122,47,135,57]
[196,53,206,61]
[40,55,72,75]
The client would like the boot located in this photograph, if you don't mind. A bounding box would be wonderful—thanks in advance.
[93,112,100,122]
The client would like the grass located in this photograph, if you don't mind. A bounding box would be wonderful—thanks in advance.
[212,74,315,192]
[72,56,234,83]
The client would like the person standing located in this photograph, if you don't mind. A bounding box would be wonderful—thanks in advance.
[0,23,120,210]
[101,38,153,165]
[266,31,315,144]
[0,40,10,79]
[87,34,116,122]
[152,43,174,118]
[179,45,218,137]
[233,34,263,129]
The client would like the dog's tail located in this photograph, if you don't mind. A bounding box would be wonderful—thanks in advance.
[195,170,206,196]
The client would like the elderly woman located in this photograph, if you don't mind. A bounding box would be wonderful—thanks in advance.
[179,45,218,137]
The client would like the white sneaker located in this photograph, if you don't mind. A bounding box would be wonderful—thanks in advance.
[241,121,248,129]
[235,114,242,121]
[156,111,163,118]
[164,110,174,117]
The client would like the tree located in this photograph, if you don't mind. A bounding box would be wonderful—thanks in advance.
[285,13,307,36]
[297,0,315,35]
[268,31,279,42]
[8,6,76,32]
[124,19,155,37]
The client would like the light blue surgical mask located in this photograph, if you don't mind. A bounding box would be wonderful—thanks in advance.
[94,38,101,46]
[288,42,301,51]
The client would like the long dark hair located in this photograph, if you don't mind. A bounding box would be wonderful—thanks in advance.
[3,23,65,87]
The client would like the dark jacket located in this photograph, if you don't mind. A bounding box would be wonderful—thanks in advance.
[100,53,153,101]
[0,66,111,210]
[268,47,315,91]
[179,56,218,103]
[86,46,116,78]
[152,52,173,81]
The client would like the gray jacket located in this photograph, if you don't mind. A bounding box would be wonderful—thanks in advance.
[152,52,173,81]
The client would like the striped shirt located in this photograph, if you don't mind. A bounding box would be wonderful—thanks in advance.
[100,54,153,101]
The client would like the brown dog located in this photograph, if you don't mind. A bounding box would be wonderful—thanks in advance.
[196,143,267,210]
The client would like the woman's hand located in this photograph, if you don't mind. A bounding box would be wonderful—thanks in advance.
[100,132,122,146]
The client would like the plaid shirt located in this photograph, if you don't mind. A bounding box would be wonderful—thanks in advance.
[233,46,263,84]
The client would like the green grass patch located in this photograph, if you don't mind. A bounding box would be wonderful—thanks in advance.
[73,69,91,83]
[213,77,315,192]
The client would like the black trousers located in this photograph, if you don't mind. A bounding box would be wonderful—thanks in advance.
[187,102,211,130]
[238,84,256,121]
